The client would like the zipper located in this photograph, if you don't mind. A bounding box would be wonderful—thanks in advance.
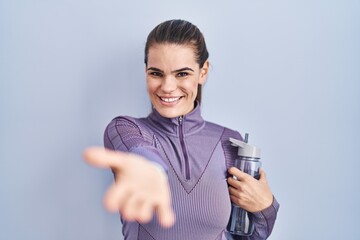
[178,116,190,180]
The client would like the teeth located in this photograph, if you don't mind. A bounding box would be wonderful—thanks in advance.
[161,97,180,103]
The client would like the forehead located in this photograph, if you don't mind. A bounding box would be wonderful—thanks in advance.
[147,43,198,69]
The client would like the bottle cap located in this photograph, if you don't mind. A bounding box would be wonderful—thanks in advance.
[229,137,261,158]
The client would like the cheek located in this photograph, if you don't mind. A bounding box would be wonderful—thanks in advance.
[146,78,157,93]
[180,81,198,99]
[181,78,198,92]
[190,81,199,95]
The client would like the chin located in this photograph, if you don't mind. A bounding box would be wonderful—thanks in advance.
[157,109,181,118]
[152,104,181,118]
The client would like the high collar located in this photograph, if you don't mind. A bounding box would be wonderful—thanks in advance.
[147,101,205,137]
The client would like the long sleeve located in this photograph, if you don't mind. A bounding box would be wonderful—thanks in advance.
[104,116,168,172]
[221,128,279,240]
[247,198,280,240]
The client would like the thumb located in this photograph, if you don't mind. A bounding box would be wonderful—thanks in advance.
[259,168,268,184]
[156,188,175,228]
[83,147,126,171]
[157,203,175,228]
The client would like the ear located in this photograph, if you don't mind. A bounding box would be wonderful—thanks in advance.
[199,60,209,85]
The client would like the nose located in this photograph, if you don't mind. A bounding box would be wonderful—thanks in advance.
[161,75,177,93]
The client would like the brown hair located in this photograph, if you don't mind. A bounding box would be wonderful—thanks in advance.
[144,19,209,104]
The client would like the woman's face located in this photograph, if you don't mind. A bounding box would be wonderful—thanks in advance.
[146,43,209,118]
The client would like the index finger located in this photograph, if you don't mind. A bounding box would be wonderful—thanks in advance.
[228,167,252,181]
[83,147,126,170]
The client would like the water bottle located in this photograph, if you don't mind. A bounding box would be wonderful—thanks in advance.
[226,133,261,237]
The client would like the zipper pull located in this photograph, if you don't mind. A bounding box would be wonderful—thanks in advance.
[178,115,183,124]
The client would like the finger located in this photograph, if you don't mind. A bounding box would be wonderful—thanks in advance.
[103,182,128,212]
[227,176,242,188]
[157,206,175,228]
[259,168,268,184]
[122,194,142,221]
[83,147,126,171]
[136,200,154,224]
[228,167,251,181]
[229,195,245,208]
[156,195,175,228]
[228,186,242,198]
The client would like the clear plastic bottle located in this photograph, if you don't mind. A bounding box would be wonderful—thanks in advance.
[226,134,261,237]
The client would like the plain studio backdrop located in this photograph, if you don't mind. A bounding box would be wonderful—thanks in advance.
[1,0,359,239]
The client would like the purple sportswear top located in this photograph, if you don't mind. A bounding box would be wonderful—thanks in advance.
[104,103,279,240]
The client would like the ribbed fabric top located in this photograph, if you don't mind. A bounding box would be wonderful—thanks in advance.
[104,103,279,240]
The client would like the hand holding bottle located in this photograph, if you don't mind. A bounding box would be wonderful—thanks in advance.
[83,147,175,228]
[227,167,273,213]
[226,135,274,236]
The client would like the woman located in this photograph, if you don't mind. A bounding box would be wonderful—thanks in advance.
[84,19,279,240]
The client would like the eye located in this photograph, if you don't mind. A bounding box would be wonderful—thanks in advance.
[149,71,163,77]
[176,72,189,78]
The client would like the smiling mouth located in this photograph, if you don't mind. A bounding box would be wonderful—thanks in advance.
[159,96,182,103]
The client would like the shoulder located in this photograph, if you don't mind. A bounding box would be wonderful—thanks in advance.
[104,115,154,141]
[104,115,155,150]
[108,115,140,127]
[203,120,242,141]
[105,115,136,133]
[104,115,144,137]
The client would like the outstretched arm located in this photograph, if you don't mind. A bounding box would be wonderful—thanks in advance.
[83,147,175,228]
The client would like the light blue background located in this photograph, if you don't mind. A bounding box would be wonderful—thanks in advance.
[1,0,359,239]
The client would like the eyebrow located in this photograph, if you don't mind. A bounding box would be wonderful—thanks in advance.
[147,67,194,73]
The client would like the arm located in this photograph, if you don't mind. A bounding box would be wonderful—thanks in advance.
[83,147,175,227]
[221,128,279,240]
[227,168,279,240]
[248,197,279,240]
[83,117,175,227]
